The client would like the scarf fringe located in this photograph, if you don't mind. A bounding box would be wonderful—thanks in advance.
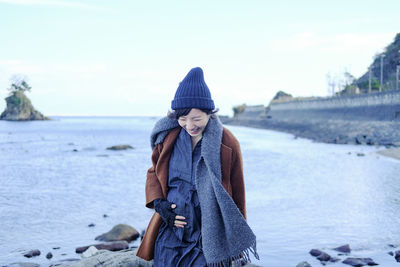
[206,241,259,267]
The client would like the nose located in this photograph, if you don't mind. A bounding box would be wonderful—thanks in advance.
[186,120,194,130]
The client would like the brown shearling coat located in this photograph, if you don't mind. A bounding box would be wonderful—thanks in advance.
[136,126,246,261]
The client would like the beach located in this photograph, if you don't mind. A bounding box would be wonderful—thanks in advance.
[1,116,400,266]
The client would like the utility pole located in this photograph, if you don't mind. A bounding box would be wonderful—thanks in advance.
[380,54,385,92]
[368,66,372,93]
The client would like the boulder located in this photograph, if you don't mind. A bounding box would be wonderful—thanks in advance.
[49,258,80,267]
[316,251,331,262]
[46,252,53,259]
[8,263,40,267]
[81,246,99,258]
[395,250,400,262]
[53,248,152,267]
[309,249,323,257]
[296,261,312,267]
[95,224,139,242]
[106,145,134,151]
[56,248,260,267]
[76,241,129,254]
[333,244,351,253]
[309,249,331,262]
[23,249,40,258]
[342,257,378,266]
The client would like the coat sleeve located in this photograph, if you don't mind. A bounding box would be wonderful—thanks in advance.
[231,141,247,220]
[145,144,164,209]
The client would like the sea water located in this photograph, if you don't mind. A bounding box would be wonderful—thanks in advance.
[0,116,399,266]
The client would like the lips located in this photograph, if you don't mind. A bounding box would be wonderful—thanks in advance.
[189,127,200,135]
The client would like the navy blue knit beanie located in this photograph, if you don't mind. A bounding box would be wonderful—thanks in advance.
[171,67,215,110]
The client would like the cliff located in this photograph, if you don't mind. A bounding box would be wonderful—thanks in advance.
[0,90,49,121]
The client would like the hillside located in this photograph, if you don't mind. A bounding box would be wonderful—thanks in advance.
[356,33,400,92]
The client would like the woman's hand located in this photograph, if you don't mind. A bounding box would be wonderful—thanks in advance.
[170,203,187,228]
[154,199,187,228]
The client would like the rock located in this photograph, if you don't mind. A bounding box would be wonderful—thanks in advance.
[8,263,40,267]
[388,244,397,248]
[46,252,53,259]
[95,224,139,242]
[106,145,134,150]
[355,135,367,145]
[75,241,129,253]
[49,258,80,267]
[103,214,109,218]
[395,250,400,262]
[379,139,394,147]
[23,249,40,258]
[333,244,351,253]
[316,252,331,262]
[296,261,312,267]
[53,247,61,250]
[334,135,350,144]
[88,223,95,227]
[72,149,78,152]
[388,251,394,256]
[52,248,152,267]
[309,249,331,262]
[81,246,99,258]
[309,249,323,257]
[0,91,49,121]
[140,229,145,240]
[357,153,365,157]
[342,257,378,266]
[330,257,341,262]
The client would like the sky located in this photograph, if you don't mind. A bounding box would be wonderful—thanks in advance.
[0,0,399,116]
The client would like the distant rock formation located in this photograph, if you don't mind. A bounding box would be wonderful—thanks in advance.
[271,90,293,102]
[0,91,48,121]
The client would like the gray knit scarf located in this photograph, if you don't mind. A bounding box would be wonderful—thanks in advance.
[151,116,259,267]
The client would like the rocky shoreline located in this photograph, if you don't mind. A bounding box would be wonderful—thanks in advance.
[221,116,400,147]
[6,223,262,267]
[221,116,400,161]
[9,233,400,267]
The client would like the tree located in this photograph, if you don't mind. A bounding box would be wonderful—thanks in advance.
[232,104,246,118]
[8,74,32,93]
[343,71,356,86]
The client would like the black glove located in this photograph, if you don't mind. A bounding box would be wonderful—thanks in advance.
[154,198,176,227]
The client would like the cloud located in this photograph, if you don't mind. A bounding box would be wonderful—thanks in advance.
[0,0,98,9]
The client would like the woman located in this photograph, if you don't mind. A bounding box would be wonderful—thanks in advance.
[136,67,258,266]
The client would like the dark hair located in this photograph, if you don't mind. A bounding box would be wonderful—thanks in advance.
[167,108,219,120]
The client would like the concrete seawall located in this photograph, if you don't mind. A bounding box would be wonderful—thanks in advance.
[223,90,400,147]
[269,90,400,121]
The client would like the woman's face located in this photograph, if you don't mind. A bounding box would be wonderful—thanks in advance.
[178,108,211,138]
